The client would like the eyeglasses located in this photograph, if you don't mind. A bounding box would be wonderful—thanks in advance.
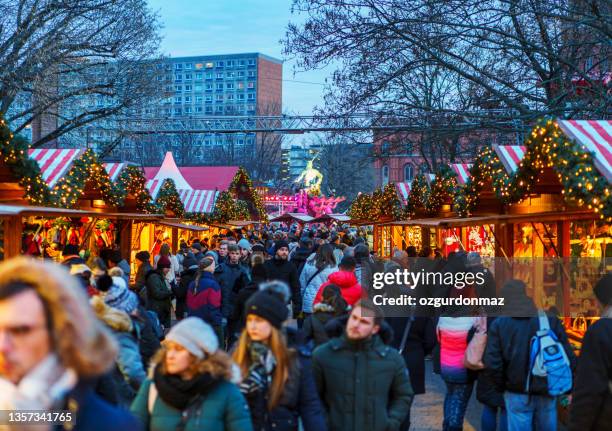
[0,324,47,343]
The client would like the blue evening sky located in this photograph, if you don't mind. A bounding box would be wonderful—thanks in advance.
[147,0,332,116]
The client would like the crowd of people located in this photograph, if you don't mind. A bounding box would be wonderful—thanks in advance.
[0,225,610,431]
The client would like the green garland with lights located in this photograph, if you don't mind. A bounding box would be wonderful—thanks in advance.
[348,192,373,220]
[379,183,403,220]
[155,179,185,217]
[0,127,51,205]
[404,174,428,218]
[228,167,267,222]
[115,165,157,213]
[211,190,250,223]
[50,149,124,208]
[424,167,457,216]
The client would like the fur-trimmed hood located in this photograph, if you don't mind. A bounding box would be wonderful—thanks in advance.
[90,295,133,333]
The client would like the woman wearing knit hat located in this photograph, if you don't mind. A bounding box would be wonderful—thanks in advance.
[146,255,173,330]
[186,257,224,344]
[232,289,327,431]
[131,317,252,431]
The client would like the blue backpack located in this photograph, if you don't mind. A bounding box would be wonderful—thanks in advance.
[526,310,572,396]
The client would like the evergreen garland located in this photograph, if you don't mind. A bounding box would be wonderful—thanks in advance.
[155,179,185,217]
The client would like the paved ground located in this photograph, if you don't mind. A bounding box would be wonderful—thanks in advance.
[411,360,483,431]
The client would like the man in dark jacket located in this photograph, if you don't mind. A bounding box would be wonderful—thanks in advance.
[175,253,198,320]
[569,273,612,431]
[264,240,302,317]
[132,251,152,300]
[290,236,313,278]
[484,279,576,431]
[232,260,267,332]
[215,244,249,344]
[145,255,173,329]
[312,299,413,431]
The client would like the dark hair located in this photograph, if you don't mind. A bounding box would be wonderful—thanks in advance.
[228,244,240,253]
[406,246,417,257]
[339,256,357,270]
[315,244,336,270]
[419,246,432,258]
[354,298,384,326]
[193,257,215,292]
[109,250,122,264]
[321,284,347,315]
[354,244,369,262]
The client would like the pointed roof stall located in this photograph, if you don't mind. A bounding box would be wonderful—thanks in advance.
[151,152,193,190]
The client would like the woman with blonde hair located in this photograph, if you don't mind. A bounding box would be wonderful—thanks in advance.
[131,317,252,431]
[233,285,326,431]
[0,257,139,429]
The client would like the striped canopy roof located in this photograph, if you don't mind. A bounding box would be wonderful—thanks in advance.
[450,163,472,185]
[145,179,164,200]
[492,145,526,174]
[28,149,85,189]
[558,120,612,183]
[103,163,130,182]
[178,189,218,213]
[396,182,411,203]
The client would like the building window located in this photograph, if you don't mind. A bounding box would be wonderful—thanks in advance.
[185,63,192,69]
[185,96,191,102]
[175,64,183,70]
[185,106,192,113]
[196,106,203,113]
[404,163,414,181]
[226,71,234,78]
[205,62,214,68]
[216,94,223,101]
[248,59,255,66]
[226,82,234,90]
[205,95,212,102]
[238,93,245,100]
[227,94,234,100]
[196,96,203,103]
[175,74,182,81]
[185,85,192,92]
[216,72,224,79]
[247,82,255,89]
[185,73,192,80]
[195,73,202,80]
[174,96,182,103]
[205,106,212,113]
[206,72,213,80]
[239,60,245,67]
[247,93,255,100]
[174,107,182,114]
[227,60,234,67]
[248,70,255,77]
[206,83,213,90]
[382,165,389,186]
[216,83,223,90]
[194,84,202,91]
[238,71,245,77]
[238,82,244,89]
[216,105,223,112]
[174,85,182,92]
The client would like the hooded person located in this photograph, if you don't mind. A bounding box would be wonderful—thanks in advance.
[0,257,140,430]
[145,255,173,329]
[130,318,252,431]
[313,256,363,308]
[187,257,223,344]
[569,273,612,431]
[232,286,327,431]
[302,284,348,347]
[175,253,199,321]
[133,251,153,300]
[263,240,302,318]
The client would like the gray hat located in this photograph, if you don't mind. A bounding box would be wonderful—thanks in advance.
[237,238,252,252]
[165,317,219,359]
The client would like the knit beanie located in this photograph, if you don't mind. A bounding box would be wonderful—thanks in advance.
[245,290,289,329]
[237,238,252,252]
[104,277,139,315]
[157,255,171,269]
[594,272,612,306]
[165,317,219,359]
[183,253,199,270]
[135,251,150,263]
[252,243,265,253]
[274,240,289,254]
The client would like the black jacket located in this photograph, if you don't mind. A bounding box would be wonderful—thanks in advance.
[484,309,577,396]
[387,316,436,395]
[476,317,505,408]
[214,261,249,320]
[291,247,312,278]
[569,318,612,431]
[232,279,261,331]
[132,308,161,367]
[302,303,341,347]
[264,257,301,315]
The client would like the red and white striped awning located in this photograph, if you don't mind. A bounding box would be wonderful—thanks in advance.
[450,163,472,185]
[492,145,526,174]
[396,182,411,203]
[425,173,436,184]
[28,149,85,189]
[146,179,163,199]
[557,120,612,183]
[178,189,218,213]
[103,163,129,182]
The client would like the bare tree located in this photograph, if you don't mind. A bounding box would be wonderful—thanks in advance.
[0,0,162,148]
[284,0,611,125]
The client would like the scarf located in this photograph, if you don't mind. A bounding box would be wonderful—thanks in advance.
[153,365,219,410]
[0,354,77,415]
[239,342,276,396]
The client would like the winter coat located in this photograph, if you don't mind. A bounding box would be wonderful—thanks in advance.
[145,269,172,321]
[484,311,576,396]
[62,382,142,431]
[243,349,327,431]
[312,333,413,431]
[302,303,340,347]
[569,318,612,431]
[290,246,312,277]
[476,316,505,409]
[299,256,337,313]
[132,310,161,368]
[264,257,302,315]
[214,261,249,320]
[131,378,253,431]
[186,272,223,326]
[232,281,260,331]
[134,261,153,295]
[117,259,131,286]
[154,253,180,283]
[437,316,478,384]
[387,316,436,395]
[313,271,363,308]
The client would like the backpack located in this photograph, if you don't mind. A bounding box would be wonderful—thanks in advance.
[525,310,572,396]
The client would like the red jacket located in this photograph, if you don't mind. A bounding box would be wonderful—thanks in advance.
[313,270,363,307]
